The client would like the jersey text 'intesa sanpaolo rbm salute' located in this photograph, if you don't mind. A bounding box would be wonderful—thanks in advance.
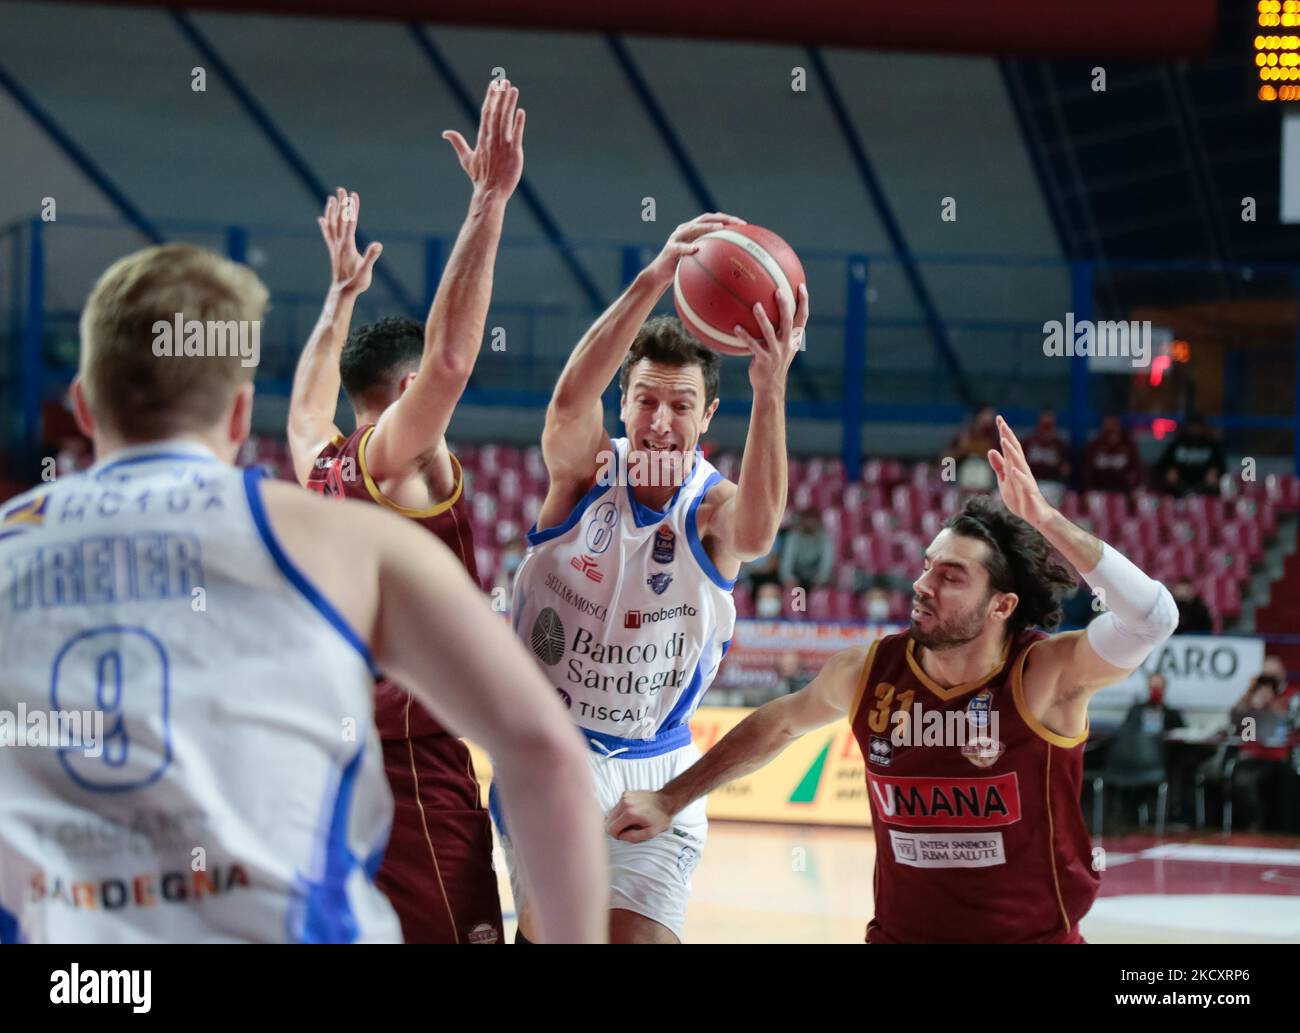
[511,438,735,753]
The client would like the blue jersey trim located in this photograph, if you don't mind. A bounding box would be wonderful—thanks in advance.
[659,638,730,734]
[488,780,507,841]
[243,467,378,677]
[0,902,25,944]
[627,445,703,528]
[582,723,692,758]
[287,743,368,944]
[685,472,737,590]
[526,479,612,547]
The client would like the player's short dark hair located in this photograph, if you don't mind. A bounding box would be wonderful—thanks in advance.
[618,316,720,408]
[944,495,1077,638]
[340,316,423,408]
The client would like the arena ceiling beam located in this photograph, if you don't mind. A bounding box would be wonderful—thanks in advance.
[40,1,1217,59]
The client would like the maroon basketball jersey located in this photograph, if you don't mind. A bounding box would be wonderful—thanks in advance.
[307,425,479,739]
[850,630,1099,943]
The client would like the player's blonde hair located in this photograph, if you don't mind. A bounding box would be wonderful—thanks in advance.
[78,244,268,440]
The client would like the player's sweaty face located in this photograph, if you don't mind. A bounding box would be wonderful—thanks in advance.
[621,360,714,487]
[910,530,996,650]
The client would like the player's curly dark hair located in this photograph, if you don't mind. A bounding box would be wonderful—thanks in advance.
[340,316,423,408]
[944,495,1077,638]
[619,316,721,408]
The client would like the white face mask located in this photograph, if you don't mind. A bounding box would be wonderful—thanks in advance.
[756,596,782,619]
[867,597,891,621]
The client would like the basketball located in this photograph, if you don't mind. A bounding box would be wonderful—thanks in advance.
[673,224,807,356]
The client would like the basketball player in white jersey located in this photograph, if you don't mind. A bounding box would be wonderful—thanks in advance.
[500,214,809,943]
[0,244,605,944]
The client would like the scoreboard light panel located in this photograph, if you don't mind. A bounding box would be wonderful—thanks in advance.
[1257,0,1300,101]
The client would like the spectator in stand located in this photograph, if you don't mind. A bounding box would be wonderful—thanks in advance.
[1229,674,1291,831]
[1084,415,1143,494]
[1156,413,1226,497]
[1128,673,1186,736]
[1261,656,1297,701]
[779,507,835,594]
[754,582,784,620]
[1171,579,1213,634]
[1021,407,1071,506]
[860,582,893,623]
[739,532,784,594]
[775,651,813,696]
[495,533,526,595]
[948,405,998,491]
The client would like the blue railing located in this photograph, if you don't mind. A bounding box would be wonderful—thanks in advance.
[3,212,1299,476]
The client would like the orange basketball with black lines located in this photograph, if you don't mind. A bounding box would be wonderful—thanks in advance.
[673,224,806,356]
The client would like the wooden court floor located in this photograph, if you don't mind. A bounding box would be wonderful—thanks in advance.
[494,822,1300,943]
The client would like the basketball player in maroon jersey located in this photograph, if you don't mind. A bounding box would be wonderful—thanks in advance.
[286,79,524,943]
[608,415,1179,943]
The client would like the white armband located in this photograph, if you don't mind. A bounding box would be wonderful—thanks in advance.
[1082,543,1179,669]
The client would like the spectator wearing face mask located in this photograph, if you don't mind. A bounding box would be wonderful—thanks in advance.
[1084,415,1144,494]
[739,532,784,594]
[1156,414,1226,497]
[754,582,785,620]
[860,583,894,623]
[1127,673,1185,735]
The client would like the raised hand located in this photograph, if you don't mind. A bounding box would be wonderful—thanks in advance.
[733,282,809,393]
[442,78,526,200]
[645,212,745,288]
[988,414,1055,530]
[317,187,382,297]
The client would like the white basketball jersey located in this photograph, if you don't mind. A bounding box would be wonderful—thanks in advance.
[511,438,736,754]
[0,442,400,943]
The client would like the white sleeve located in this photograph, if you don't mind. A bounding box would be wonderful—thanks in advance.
[1082,543,1179,670]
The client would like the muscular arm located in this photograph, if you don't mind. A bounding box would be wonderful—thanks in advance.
[366,81,524,495]
[264,480,606,943]
[538,269,664,511]
[990,415,1177,727]
[606,645,866,842]
[700,285,808,564]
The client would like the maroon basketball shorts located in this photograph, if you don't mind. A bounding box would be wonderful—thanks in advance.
[375,733,503,944]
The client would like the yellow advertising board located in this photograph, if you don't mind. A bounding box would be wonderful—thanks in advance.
[466,705,872,828]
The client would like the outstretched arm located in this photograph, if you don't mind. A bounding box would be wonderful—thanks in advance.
[989,414,1177,708]
[364,79,525,493]
[537,214,743,523]
[287,189,383,486]
[701,283,809,563]
[606,645,865,843]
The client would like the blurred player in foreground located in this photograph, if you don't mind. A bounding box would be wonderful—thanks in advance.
[0,244,604,944]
